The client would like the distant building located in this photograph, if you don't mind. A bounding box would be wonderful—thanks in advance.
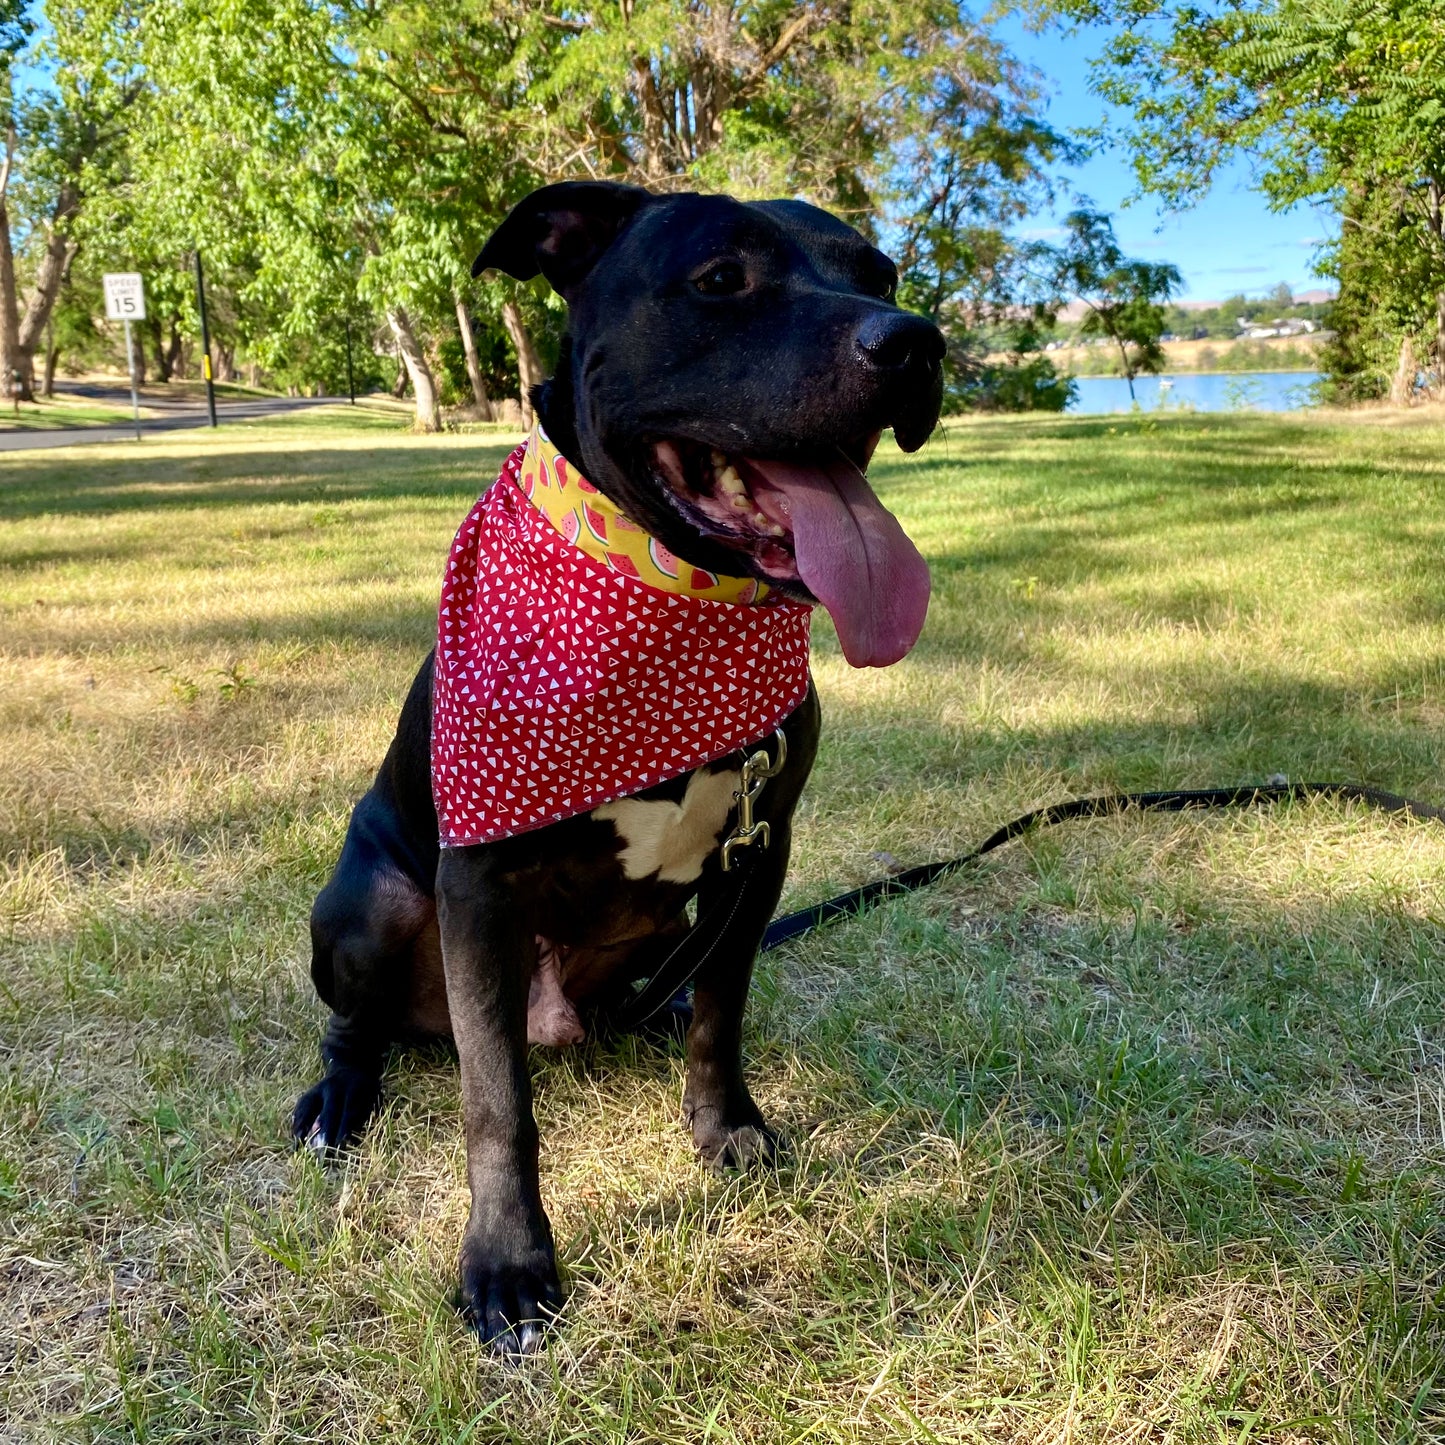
[1238,317,1317,339]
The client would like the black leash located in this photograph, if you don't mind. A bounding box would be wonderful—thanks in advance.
[761,782,1445,951]
[613,864,763,1028]
[615,780,1445,1028]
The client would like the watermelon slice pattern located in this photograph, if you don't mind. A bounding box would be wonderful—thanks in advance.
[519,425,770,605]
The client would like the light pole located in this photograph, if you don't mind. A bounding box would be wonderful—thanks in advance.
[193,250,217,427]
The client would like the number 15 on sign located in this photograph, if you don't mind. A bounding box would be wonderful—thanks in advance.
[103,273,145,441]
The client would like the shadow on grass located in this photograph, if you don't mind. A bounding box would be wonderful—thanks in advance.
[15,654,1445,883]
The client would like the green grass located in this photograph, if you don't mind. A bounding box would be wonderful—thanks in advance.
[2,407,1443,1442]
[0,396,160,431]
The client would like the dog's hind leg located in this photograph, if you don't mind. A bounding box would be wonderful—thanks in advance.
[293,861,428,1152]
[292,999,389,1152]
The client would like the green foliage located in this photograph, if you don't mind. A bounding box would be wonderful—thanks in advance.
[1030,0,1445,393]
[955,350,1076,411]
[57,0,1076,414]
[7,0,1146,417]
[1149,291,1330,342]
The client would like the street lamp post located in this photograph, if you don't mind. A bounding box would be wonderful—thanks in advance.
[193,250,217,428]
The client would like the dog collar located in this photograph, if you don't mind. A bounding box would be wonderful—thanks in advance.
[519,424,770,604]
[431,439,812,847]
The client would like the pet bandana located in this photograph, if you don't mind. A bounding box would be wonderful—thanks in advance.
[431,425,812,847]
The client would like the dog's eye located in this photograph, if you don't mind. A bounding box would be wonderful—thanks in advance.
[872,270,898,303]
[694,260,748,296]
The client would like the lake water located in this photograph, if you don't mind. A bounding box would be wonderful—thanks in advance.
[1068,371,1321,415]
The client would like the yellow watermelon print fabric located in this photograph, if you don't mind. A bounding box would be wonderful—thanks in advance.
[517,425,769,605]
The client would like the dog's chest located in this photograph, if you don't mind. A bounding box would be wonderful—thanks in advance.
[592,766,741,885]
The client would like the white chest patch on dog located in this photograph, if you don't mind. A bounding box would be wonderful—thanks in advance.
[594,769,741,883]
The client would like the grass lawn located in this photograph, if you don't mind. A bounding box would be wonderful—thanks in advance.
[0,397,162,432]
[2,407,1443,1442]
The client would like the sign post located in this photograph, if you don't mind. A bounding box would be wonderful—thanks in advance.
[102,272,146,442]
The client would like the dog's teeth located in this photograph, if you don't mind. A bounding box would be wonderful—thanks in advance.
[710,448,727,467]
[729,492,752,512]
[717,466,747,499]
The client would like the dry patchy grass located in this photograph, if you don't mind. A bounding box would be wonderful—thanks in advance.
[2,407,1443,1442]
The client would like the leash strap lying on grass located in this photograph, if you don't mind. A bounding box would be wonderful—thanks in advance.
[759,782,1445,952]
[616,782,1445,1029]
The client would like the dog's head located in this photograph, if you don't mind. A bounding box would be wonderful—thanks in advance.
[475,181,944,667]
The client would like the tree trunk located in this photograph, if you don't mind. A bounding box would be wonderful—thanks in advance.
[0,127,23,404]
[1437,293,1445,398]
[0,205,26,401]
[214,344,234,383]
[164,319,184,380]
[40,313,55,396]
[391,365,408,398]
[15,182,80,395]
[500,299,544,428]
[146,316,173,382]
[1115,335,1136,400]
[631,57,669,177]
[386,304,440,431]
[1430,178,1445,388]
[455,295,494,418]
[1388,334,1417,405]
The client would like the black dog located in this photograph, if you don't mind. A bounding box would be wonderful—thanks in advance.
[294,182,945,1353]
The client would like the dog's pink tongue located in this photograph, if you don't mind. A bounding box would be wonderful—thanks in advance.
[746,454,930,667]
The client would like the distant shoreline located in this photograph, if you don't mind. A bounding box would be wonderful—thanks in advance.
[1044,333,1327,378]
[1071,367,1319,379]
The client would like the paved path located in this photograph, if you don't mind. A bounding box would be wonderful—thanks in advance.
[0,382,344,451]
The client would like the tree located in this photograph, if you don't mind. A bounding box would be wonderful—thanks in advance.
[1030,0,1445,397]
[0,0,31,398]
[72,0,1075,418]
[374,0,1067,414]
[0,0,143,400]
[125,0,502,429]
[1053,208,1180,399]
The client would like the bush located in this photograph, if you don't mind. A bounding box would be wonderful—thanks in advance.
[948,353,1076,413]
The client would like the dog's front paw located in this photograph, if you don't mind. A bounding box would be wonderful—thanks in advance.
[291,1067,381,1153]
[458,1233,562,1357]
[687,1101,780,1170]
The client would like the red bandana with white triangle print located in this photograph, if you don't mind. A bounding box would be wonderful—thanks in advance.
[431,440,812,847]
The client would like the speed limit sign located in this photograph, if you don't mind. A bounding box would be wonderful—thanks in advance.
[103,273,146,440]
[102,272,146,321]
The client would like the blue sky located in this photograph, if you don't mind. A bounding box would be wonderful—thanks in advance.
[995,14,1338,304]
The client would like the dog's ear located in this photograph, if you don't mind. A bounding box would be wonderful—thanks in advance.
[473,182,654,297]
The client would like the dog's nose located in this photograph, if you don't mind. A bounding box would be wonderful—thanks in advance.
[855,311,946,372]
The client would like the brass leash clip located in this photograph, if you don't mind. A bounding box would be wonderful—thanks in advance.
[721,730,788,872]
